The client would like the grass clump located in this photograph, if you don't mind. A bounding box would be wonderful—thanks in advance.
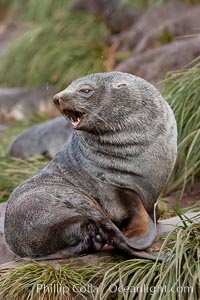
[0,11,110,89]
[0,260,103,300]
[0,215,199,299]
[7,0,72,21]
[0,155,48,203]
[95,215,200,300]
[163,60,200,195]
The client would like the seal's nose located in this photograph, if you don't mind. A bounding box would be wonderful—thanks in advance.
[53,94,61,106]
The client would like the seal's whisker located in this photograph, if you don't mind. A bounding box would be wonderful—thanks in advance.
[83,107,114,131]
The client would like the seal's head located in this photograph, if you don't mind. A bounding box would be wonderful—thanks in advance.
[53,72,160,134]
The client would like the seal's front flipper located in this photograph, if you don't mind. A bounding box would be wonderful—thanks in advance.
[97,219,163,261]
[117,188,156,250]
[125,215,155,250]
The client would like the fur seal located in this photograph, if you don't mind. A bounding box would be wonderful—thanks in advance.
[4,72,177,260]
[9,117,72,159]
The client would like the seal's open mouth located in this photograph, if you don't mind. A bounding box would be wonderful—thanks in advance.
[63,109,84,128]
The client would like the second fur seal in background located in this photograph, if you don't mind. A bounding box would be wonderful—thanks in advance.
[4,72,177,259]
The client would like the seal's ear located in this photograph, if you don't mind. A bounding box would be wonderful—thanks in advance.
[119,188,156,250]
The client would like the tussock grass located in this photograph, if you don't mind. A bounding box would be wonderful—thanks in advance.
[163,60,200,195]
[0,155,48,203]
[0,11,109,89]
[95,215,200,300]
[9,0,72,21]
[0,215,199,299]
[0,260,103,300]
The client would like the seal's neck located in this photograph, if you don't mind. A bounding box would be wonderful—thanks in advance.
[67,129,149,182]
[78,128,150,157]
[58,127,150,198]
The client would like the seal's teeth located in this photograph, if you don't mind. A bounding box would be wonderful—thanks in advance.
[72,117,80,127]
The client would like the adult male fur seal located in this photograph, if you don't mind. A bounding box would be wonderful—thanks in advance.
[4,72,177,259]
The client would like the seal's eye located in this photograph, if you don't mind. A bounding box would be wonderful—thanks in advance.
[79,88,92,94]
